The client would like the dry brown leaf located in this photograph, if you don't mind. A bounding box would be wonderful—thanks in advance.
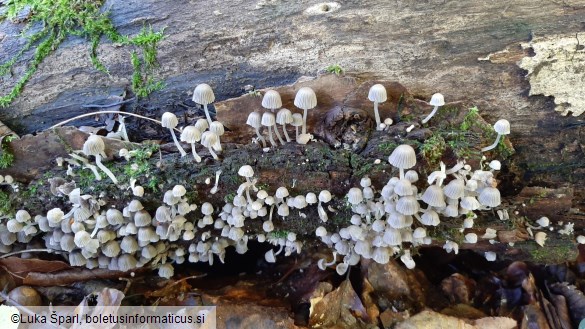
[0,257,70,278]
[309,279,370,329]
[23,268,145,286]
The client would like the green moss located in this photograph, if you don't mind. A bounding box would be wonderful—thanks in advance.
[378,141,398,153]
[0,0,165,107]
[269,230,289,239]
[0,135,17,169]
[528,239,577,263]
[420,134,446,168]
[325,64,344,75]
[0,190,14,217]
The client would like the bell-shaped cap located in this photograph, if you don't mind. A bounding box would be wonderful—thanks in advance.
[294,87,317,110]
[493,119,510,135]
[261,112,276,126]
[82,135,106,157]
[429,93,445,107]
[276,108,293,124]
[161,112,179,129]
[246,111,262,128]
[388,144,417,169]
[180,126,201,143]
[192,83,215,105]
[261,90,282,110]
[368,84,387,103]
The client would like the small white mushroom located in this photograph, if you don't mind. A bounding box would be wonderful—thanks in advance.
[210,170,222,194]
[82,135,118,184]
[276,108,293,142]
[294,87,317,141]
[246,112,266,147]
[161,112,187,157]
[201,131,221,160]
[368,84,387,130]
[422,93,445,124]
[535,232,547,247]
[192,83,216,125]
[481,119,511,152]
[261,112,279,147]
[180,126,202,162]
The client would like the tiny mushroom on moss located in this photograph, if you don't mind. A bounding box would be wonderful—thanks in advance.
[368,84,387,130]
[276,108,293,142]
[291,113,303,140]
[246,111,266,147]
[422,93,445,124]
[180,126,202,162]
[261,112,278,147]
[482,119,510,152]
[161,112,187,157]
[293,87,317,142]
[192,83,216,125]
[201,131,221,160]
[388,144,417,180]
[82,135,118,184]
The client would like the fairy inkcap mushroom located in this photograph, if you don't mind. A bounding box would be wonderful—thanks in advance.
[246,111,266,147]
[210,121,225,137]
[368,84,387,130]
[422,93,445,124]
[478,186,501,207]
[180,126,202,162]
[261,112,279,147]
[291,113,303,140]
[262,90,283,112]
[276,108,293,142]
[294,87,317,141]
[201,131,221,160]
[192,83,216,125]
[195,118,209,132]
[388,144,417,180]
[481,119,510,152]
[161,112,187,157]
[82,135,119,184]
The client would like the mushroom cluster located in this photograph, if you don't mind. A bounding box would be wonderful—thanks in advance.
[314,144,503,274]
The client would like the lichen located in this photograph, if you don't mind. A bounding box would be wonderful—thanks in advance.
[518,32,585,116]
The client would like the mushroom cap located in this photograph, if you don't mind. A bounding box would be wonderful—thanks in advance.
[305,192,317,204]
[478,186,501,207]
[319,190,332,203]
[291,113,303,127]
[201,131,221,150]
[128,199,144,212]
[276,108,293,124]
[15,210,31,223]
[429,93,445,106]
[394,179,413,196]
[347,188,363,205]
[246,111,262,128]
[201,202,214,216]
[413,227,427,239]
[368,84,387,103]
[195,118,209,131]
[262,90,282,110]
[294,87,317,110]
[460,196,481,210]
[261,112,276,126]
[373,247,390,264]
[180,126,201,143]
[465,233,478,244]
[82,135,106,157]
[360,176,372,188]
[161,112,179,129]
[172,185,187,197]
[158,263,174,279]
[315,226,327,237]
[238,165,254,178]
[293,195,308,209]
[404,170,419,183]
[489,160,501,170]
[210,121,225,136]
[192,83,215,105]
[396,195,420,215]
[388,144,417,169]
[493,119,510,135]
[443,179,465,199]
[421,185,446,208]
[106,209,124,225]
[275,186,289,199]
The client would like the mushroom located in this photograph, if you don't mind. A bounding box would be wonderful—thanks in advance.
[481,119,510,152]
[261,112,278,147]
[161,112,187,157]
[388,144,417,180]
[246,111,266,147]
[261,90,282,113]
[276,108,293,142]
[201,131,221,160]
[368,84,387,130]
[180,126,202,162]
[192,83,216,125]
[82,135,118,184]
[293,87,317,143]
[210,170,222,194]
[195,118,209,132]
[422,93,445,124]
[291,113,303,140]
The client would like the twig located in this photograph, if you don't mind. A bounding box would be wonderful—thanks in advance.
[50,111,181,133]
[0,248,62,259]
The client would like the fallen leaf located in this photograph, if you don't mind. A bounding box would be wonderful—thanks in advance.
[309,279,371,328]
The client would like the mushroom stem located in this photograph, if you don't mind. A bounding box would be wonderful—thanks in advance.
[207,146,219,160]
[267,126,277,147]
[399,168,405,180]
[295,126,299,139]
[481,133,502,152]
[254,128,267,147]
[191,143,201,162]
[210,170,222,194]
[83,163,102,181]
[273,124,285,145]
[282,124,291,142]
[203,104,213,126]
[274,244,284,256]
[422,106,439,124]
[374,102,382,130]
[94,155,118,184]
[168,128,187,157]
[118,115,130,142]
[302,109,308,135]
